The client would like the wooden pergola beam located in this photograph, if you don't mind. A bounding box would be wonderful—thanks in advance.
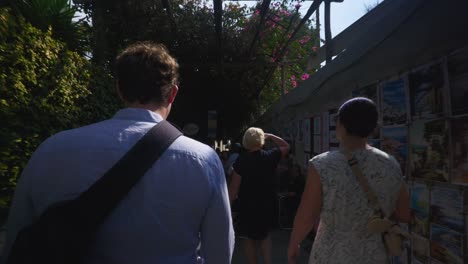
[324,0,343,62]
[324,0,332,63]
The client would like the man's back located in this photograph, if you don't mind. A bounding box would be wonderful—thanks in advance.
[3,108,234,264]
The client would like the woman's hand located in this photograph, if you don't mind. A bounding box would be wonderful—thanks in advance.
[287,243,300,264]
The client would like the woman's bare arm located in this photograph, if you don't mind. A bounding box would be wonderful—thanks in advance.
[265,133,290,157]
[393,184,410,223]
[228,171,242,203]
[288,165,322,259]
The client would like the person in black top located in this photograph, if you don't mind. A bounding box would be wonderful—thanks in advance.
[283,163,305,227]
[229,127,290,264]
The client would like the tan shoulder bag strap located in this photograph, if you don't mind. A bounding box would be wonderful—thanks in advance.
[342,149,384,216]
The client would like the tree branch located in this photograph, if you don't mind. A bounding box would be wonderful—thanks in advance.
[254,0,323,99]
[248,0,272,58]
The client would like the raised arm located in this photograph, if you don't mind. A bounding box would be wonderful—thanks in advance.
[264,133,290,157]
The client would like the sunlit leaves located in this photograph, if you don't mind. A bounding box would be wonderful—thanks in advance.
[0,8,91,219]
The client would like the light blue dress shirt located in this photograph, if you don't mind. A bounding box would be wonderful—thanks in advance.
[2,108,234,264]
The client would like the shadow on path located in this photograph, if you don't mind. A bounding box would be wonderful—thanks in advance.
[232,229,311,264]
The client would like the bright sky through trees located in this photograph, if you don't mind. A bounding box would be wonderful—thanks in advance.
[75,0,382,38]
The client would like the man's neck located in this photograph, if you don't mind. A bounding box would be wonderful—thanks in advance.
[340,136,369,151]
[126,102,169,120]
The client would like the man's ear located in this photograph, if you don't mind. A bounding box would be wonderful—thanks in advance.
[167,85,179,104]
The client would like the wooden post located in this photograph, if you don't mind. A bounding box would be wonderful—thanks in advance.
[324,0,332,63]
[281,61,285,97]
[316,2,320,47]
[213,0,223,70]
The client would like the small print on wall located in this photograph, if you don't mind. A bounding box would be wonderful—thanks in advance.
[352,83,379,106]
[304,152,311,169]
[381,78,407,126]
[321,112,330,152]
[451,116,468,185]
[297,119,303,142]
[409,63,445,119]
[313,116,321,135]
[313,135,321,154]
[411,182,430,214]
[381,126,408,175]
[312,115,322,155]
[430,185,464,233]
[302,118,311,153]
[409,119,449,182]
[430,223,463,264]
[410,182,430,238]
[328,109,339,150]
[448,47,468,115]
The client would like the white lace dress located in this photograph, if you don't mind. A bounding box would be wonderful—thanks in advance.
[309,147,404,264]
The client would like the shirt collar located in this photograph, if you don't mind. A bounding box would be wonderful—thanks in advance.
[113,108,164,123]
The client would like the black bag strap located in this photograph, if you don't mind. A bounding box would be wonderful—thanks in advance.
[73,120,182,227]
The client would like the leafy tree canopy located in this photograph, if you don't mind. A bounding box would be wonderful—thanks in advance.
[75,0,319,138]
[9,0,90,54]
[0,7,92,218]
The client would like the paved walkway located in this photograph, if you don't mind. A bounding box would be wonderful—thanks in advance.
[232,229,311,264]
[0,228,311,263]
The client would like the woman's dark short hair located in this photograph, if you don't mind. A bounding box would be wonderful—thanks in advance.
[337,97,378,138]
[115,42,179,105]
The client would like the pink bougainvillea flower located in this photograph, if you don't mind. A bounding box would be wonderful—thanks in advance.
[298,36,311,44]
[312,46,318,52]
[292,80,297,88]
[254,9,260,15]
[290,75,296,81]
[301,73,310,80]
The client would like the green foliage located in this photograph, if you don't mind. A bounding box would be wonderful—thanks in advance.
[79,65,122,123]
[76,0,318,137]
[10,0,90,54]
[0,8,91,220]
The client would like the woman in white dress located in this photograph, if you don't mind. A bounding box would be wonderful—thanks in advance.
[287,97,411,264]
